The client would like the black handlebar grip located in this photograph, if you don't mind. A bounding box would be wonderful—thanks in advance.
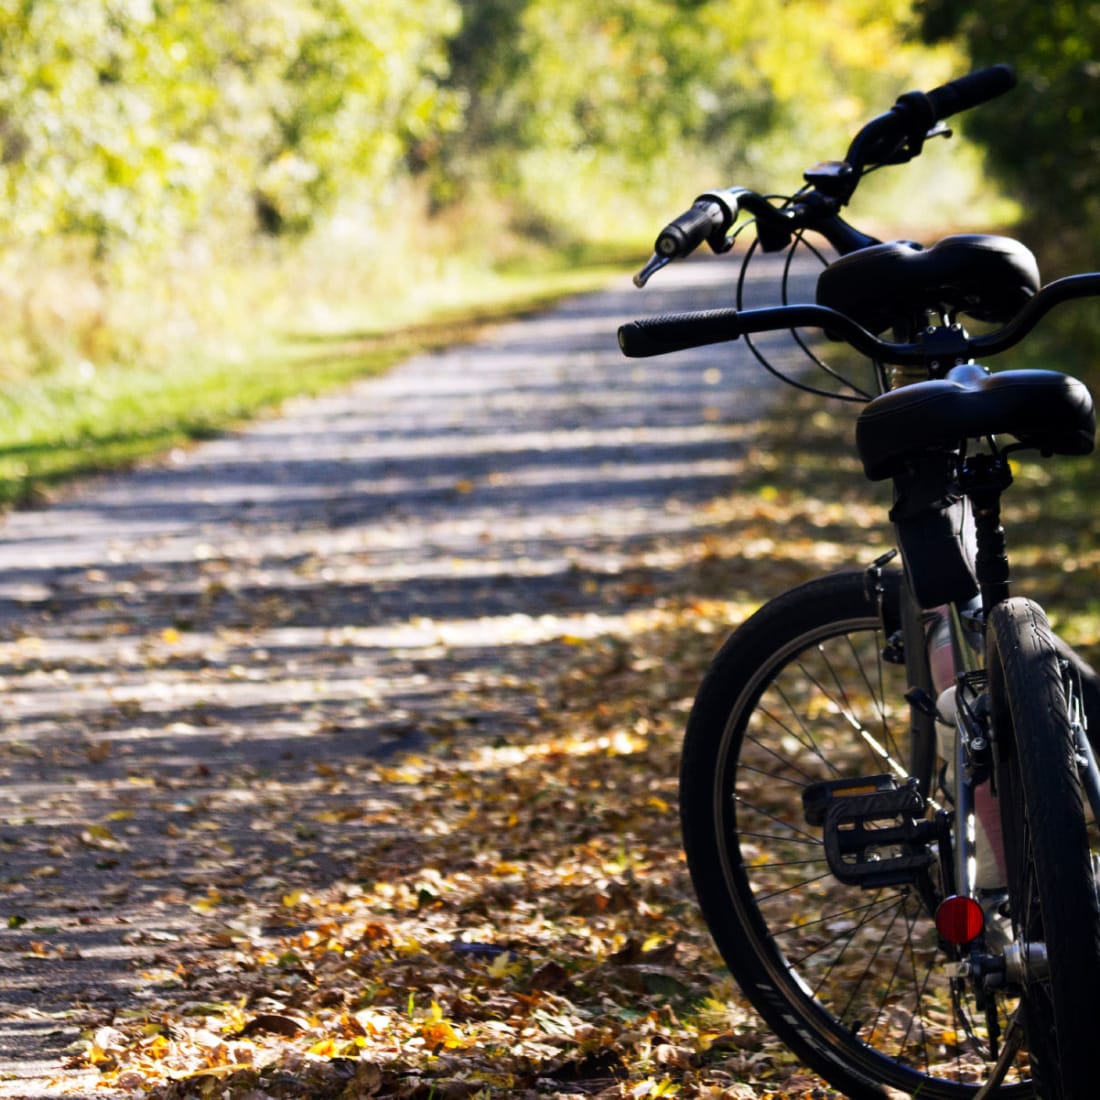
[654,201,725,258]
[925,64,1016,122]
[618,309,742,358]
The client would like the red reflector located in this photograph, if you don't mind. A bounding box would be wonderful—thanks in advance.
[935,895,985,945]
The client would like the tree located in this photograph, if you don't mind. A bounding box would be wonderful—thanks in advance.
[433,0,963,242]
[919,0,1100,260]
[0,0,464,251]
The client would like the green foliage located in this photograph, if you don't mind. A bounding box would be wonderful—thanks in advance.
[0,1,982,390]
[0,0,463,249]
[0,0,964,258]
[433,0,967,242]
[919,0,1100,264]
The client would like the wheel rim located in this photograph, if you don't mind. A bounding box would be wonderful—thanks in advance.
[713,612,1031,1093]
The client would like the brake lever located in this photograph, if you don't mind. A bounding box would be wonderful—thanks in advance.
[634,253,672,288]
[633,221,735,285]
[634,187,750,286]
[894,120,954,164]
[876,120,955,168]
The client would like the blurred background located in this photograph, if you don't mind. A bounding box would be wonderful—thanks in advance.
[0,0,1093,497]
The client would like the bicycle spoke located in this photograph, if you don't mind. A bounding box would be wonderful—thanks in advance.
[745,721,828,784]
[765,891,909,946]
[746,628,1018,1080]
[683,573,1041,1094]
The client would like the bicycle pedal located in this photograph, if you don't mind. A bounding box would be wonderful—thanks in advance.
[801,774,899,826]
[803,775,938,888]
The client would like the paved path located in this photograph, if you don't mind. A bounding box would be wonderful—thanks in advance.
[0,256,794,1096]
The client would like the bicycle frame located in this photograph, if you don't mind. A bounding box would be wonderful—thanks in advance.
[895,436,1100,968]
[644,65,1100,1098]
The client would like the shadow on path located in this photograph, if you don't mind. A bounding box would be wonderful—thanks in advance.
[0,256,811,1096]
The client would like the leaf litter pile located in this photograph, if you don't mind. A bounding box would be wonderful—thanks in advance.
[5,388,1099,1099]
[76,598,845,1100]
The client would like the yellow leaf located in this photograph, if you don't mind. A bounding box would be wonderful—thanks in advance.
[190,889,223,914]
[143,1034,170,1059]
[181,1065,240,1081]
[487,951,523,980]
[420,1012,465,1050]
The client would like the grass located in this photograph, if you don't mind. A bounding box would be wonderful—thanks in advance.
[0,133,1023,511]
[0,255,632,508]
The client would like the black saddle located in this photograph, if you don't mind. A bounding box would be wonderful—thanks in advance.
[857,364,1095,481]
[817,235,1041,332]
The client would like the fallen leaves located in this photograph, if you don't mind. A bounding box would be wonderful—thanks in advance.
[48,591,827,1098]
[0,383,994,1099]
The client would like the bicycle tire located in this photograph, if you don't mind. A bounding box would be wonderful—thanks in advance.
[987,598,1100,1100]
[681,570,1032,1098]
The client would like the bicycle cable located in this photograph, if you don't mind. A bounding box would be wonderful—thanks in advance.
[735,210,876,403]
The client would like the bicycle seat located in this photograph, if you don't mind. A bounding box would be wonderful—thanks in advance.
[856,364,1095,480]
[817,235,1040,332]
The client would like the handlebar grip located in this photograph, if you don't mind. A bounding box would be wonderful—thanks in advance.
[620,304,917,362]
[925,64,1016,122]
[850,64,1018,178]
[654,201,725,258]
[618,309,742,358]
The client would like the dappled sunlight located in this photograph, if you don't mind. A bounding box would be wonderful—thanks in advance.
[0,258,838,1092]
[0,252,896,1098]
[0,4,1086,1095]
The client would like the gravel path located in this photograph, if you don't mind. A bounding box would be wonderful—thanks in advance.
[0,257,792,1096]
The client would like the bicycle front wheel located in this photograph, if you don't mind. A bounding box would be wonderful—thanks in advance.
[681,570,1030,1099]
[987,598,1100,1100]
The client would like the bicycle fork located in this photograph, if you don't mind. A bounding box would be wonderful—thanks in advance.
[913,450,1100,1077]
[939,451,1100,942]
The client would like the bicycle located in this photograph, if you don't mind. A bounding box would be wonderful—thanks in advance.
[619,66,1100,1099]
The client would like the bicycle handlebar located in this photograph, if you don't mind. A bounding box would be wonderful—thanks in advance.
[635,65,1019,284]
[653,188,746,259]
[926,64,1017,123]
[637,187,770,285]
[843,65,1017,185]
[618,273,1100,365]
[618,304,916,361]
[883,65,1018,150]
